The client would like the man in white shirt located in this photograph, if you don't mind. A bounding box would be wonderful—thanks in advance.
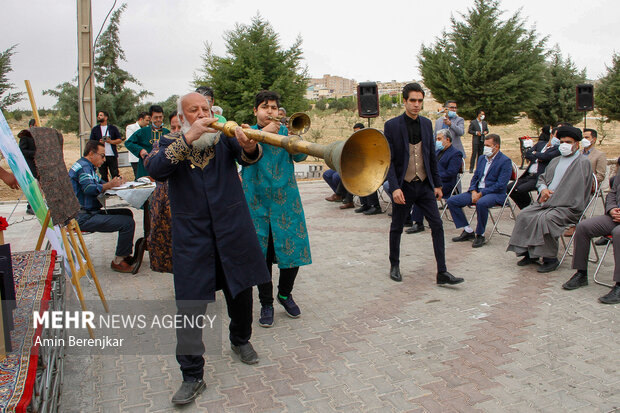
[125,112,150,179]
[89,111,123,181]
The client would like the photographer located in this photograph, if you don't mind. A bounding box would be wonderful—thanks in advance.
[89,110,123,181]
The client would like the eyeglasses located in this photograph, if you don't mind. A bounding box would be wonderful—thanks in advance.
[96,153,105,158]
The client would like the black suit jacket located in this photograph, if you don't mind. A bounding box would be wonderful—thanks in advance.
[89,124,122,156]
[467,119,489,143]
[523,140,560,178]
[385,113,441,193]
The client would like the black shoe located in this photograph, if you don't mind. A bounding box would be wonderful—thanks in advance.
[537,259,559,273]
[599,285,620,304]
[517,256,538,266]
[26,206,35,215]
[171,380,206,405]
[277,295,301,318]
[390,265,402,282]
[231,342,259,364]
[405,223,425,234]
[363,206,382,215]
[259,306,274,327]
[595,236,611,246]
[404,220,413,227]
[472,235,485,248]
[562,272,588,290]
[437,271,464,285]
[452,230,475,242]
[355,205,371,213]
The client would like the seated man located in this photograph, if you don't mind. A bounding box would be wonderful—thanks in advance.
[69,140,136,273]
[408,129,463,233]
[561,172,620,304]
[507,126,593,273]
[509,130,560,210]
[447,134,512,247]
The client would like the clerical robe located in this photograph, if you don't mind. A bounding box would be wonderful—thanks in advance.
[146,131,270,300]
[507,154,593,258]
[241,124,312,269]
[126,125,170,178]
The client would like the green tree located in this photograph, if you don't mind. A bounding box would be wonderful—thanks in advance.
[419,0,547,124]
[315,98,327,111]
[0,45,24,113]
[195,14,308,125]
[379,94,392,109]
[597,53,620,122]
[527,48,586,128]
[45,3,149,134]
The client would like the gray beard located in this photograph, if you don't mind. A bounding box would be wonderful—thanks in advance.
[182,120,219,150]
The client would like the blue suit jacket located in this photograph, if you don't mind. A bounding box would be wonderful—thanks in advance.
[469,151,512,196]
[385,113,441,194]
[436,145,463,196]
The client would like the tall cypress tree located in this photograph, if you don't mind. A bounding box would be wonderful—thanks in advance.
[0,45,24,112]
[419,0,547,124]
[597,53,620,122]
[527,48,586,128]
[195,15,308,125]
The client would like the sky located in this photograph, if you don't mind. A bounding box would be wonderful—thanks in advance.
[3,0,618,110]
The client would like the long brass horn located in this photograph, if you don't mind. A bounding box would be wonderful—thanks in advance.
[212,121,391,196]
[268,112,311,135]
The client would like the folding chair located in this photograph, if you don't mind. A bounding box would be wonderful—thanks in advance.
[467,161,519,241]
[559,174,599,266]
[439,159,465,219]
[592,235,615,288]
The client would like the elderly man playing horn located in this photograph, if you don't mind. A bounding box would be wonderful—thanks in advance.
[146,92,270,405]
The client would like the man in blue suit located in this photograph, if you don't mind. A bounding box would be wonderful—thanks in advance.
[385,83,464,285]
[407,129,463,233]
[447,134,512,248]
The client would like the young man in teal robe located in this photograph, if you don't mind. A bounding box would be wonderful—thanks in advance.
[241,90,312,328]
[125,105,170,178]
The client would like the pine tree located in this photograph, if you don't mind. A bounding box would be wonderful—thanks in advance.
[527,48,586,128]
[195,14,308,125]
[0,45,24,112]
[419,0,547,124]
[597,53,620,122]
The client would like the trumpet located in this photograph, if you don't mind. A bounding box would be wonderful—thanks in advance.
[267,112,311,135]
[211,120,390,197]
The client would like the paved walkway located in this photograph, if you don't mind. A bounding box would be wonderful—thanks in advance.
[2,177,619,412]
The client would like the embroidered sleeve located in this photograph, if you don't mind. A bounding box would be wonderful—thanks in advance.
[241,143,263,165]
[164,134,191,164]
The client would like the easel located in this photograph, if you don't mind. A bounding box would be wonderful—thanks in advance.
[36,207,108,340]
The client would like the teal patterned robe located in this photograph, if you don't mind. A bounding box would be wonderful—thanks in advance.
[242,124,312,269]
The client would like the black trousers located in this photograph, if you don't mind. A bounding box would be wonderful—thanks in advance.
[470,136,484,171]
[509,173,538,210]
[361,191,380,207]
[99,155,119,182]
[389,180,447,272]
[176,252,253,381]
[258,228,299,306]
[130,162,138,180]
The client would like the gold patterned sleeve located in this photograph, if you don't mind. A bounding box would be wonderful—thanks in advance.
[240,143,263,165]
[164,134,191,164]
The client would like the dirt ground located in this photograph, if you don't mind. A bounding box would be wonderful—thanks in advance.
[2,104,619,202]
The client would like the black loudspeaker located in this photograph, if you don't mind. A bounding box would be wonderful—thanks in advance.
[357,82,379,118]
[576,84,594,111]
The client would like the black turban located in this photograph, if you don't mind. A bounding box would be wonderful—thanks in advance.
[556,125,583,141]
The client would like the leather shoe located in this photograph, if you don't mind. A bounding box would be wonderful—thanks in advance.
[340,202,354,209]
[405,223,425,234]
[517,256,538,266]
[599,285,620,304]
[171,379,206,405]
[355,205,371,213]
[437,271,464,285]
[404,219,413,227]
[472,235,485,248]
[537,259,559,273]
[562,272,588,290]
[595,236,611,246]
[110,260,133,273]
[390,265,402,282]
[325,193,343,202]
[231,342,259,364]
[452,230,475,242]
[363,206,382,215]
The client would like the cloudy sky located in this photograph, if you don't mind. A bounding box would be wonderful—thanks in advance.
[3,0,618,110]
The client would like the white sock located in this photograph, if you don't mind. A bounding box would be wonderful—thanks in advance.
[113,256,124,264]
[464,226,474,233]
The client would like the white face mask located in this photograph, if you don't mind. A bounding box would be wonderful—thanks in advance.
[581,139,591,148]
[480,115,485,120]
[558,143,574,156]
[483,146,494,157]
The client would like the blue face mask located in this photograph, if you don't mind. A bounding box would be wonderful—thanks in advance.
[551,137,560,146]
[435,140,444,151]
[447,110,457,119]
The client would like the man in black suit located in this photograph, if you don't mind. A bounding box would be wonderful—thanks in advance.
[89,110,123,181]
[385,83,464,285]
[509,135,560,210]
[467,110,489,173]
[18,128,38,214]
